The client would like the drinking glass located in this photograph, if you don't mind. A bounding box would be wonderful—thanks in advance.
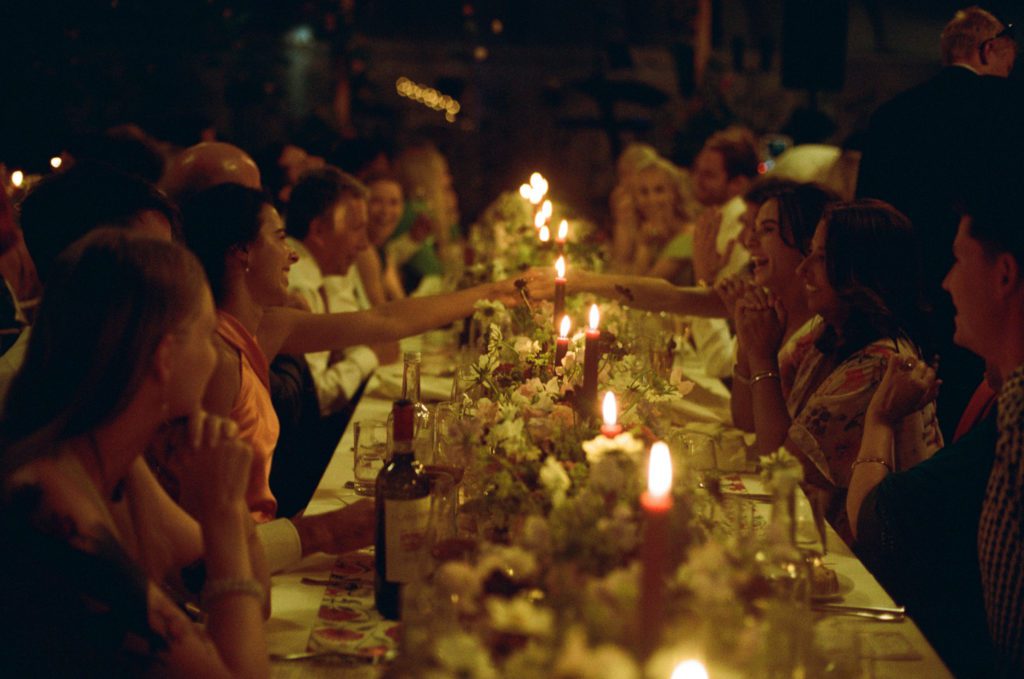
[352,420,388,496]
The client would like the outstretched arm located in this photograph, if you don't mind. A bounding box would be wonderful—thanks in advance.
[261,277,529,359]
[563,268,728,317]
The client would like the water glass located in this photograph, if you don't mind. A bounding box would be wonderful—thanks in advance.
[352,420,388,496]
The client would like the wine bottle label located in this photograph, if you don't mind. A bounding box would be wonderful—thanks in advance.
[384,497,430,583]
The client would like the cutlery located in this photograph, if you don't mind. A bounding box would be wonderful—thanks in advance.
[271,649,396,663]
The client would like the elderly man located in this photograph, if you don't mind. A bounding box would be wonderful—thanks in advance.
[857,6,1021,439]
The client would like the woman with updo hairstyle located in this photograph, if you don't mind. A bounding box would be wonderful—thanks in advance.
[0,230,269,677]
[736,199,943,540]
[178,183,528,522]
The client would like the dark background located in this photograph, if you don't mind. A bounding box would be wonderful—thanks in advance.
[1,0,1020,225]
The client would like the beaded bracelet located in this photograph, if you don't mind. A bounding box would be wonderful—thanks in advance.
[851,457,892,472]
[749,369,780,386]
[201,578,266,608]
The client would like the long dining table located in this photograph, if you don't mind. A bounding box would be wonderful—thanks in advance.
[265,336,954,678]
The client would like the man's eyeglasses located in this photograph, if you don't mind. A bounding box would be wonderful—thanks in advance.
[981,23,1016,52]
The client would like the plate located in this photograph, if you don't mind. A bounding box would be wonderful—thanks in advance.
[811,572,854,602]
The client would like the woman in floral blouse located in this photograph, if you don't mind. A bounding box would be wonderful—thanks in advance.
[736,199,943,542]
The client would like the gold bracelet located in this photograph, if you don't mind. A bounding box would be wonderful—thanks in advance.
[749,369,780,386]
[201,578,266,608]
[851,457,892,472]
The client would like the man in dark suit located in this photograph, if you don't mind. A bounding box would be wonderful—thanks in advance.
[856,6,1020,440]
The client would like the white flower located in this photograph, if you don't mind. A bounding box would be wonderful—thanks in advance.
[539,455,571,507]
[434,561,482,609]
[513,336,541,360]
[582,431,645,464]
[485,596,554,637]
[434,632,498,679]
[476,545,539,583]
[516,515,553,556]
[553,627,640,679]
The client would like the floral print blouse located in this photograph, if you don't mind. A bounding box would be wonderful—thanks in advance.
[785,331,944,539]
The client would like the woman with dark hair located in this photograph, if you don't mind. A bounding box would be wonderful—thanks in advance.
[178,183,527,522]
[0,230,269,677]
[737,199,943,540]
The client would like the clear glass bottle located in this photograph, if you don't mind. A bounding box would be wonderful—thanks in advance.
[375,399,431,620]
[393,351,432,463]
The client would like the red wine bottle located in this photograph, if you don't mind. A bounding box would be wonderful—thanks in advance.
[375,399,430,619]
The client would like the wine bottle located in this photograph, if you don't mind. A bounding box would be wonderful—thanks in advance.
[375,399,431,619]
[399,351,432,462]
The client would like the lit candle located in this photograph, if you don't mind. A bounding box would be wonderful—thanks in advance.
[640,441,673,656]
[555,315,570,367]
[10,170,24,188]
[539,199,553,226]
[519,183,532,200]
[535,210,547,230]
[555,219,568,256]
[50,156,62,170]
[582,303,600,409]
[553,255,567,327]
[600,391,622,438]
[539,224,551,243]
[671,660,709,679]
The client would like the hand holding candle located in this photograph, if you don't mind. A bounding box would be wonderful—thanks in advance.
[600,391,622,438]
[555,315,570,368]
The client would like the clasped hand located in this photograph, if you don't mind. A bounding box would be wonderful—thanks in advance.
[734,287,787,364]
[867,355,941,427]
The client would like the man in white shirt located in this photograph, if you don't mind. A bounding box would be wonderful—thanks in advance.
[284,167,399,415]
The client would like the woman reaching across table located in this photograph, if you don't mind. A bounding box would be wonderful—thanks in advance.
[0,231,269,677]
[177,183,530,523]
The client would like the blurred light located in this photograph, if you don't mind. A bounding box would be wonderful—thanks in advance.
[671,660,708,679]
[757,159,775,175]
[491,19,504,34]
[286,25,314,46]
[396,77,460,123]
[50,156,62,169]
[10,170,24,188]
[473,46,488,61]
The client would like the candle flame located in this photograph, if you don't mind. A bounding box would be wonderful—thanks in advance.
[539,225,550,242]
[602,391,617,427]
[670,660,708,679]
[557,219,568,242]
[10,170,24,188]
[534,210,546,228]
[50,156,62,169]
[648,441,672,498]
[530,171,543,188]
[588,303,599,331]
[554,255,566,279]
[519,183,531,199]
[559,315,571,338]
[540,199,553,220]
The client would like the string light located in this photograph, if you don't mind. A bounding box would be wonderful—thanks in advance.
[395,77,461,123]
[50,156,63,169]
[10,170,24,188]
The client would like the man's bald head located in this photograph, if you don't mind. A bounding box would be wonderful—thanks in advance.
[161,141,261,201]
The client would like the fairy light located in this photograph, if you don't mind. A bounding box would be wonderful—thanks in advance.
[395,77,461,123]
